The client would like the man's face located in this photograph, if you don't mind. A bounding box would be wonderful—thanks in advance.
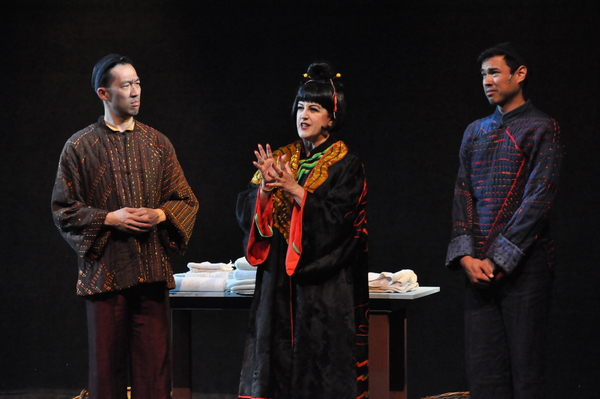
[481,55,522,110]
[103,63,141,119]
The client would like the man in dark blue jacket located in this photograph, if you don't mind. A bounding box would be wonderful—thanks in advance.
[446,42,564,399]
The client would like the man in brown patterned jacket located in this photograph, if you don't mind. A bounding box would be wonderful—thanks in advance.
[52,54,199,399]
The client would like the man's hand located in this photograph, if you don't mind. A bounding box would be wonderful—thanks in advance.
[104,207,166,234]
[460,256,496,287]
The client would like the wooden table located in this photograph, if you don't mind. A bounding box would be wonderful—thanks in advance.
[170,287,440,399]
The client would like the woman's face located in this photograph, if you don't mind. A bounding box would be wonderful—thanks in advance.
[296,101,333,145]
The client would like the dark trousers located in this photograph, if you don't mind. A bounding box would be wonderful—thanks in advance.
[85,283,171,399]
[464,251,553,399]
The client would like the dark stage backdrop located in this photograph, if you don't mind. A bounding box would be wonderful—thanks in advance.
[1,1,598,398]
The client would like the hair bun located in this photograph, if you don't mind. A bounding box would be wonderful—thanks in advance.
[305,61,337,81]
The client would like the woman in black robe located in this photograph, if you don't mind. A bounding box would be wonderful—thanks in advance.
[236,61,369,399]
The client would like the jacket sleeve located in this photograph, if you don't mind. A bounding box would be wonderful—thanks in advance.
[446,125,476,269]
[155,138,199,255]
[51,140,111,260]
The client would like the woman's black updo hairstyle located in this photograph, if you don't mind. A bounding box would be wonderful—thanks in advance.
[292,61,346,132]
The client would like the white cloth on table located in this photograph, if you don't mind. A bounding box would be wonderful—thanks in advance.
[172,273,227,292]
[226,280,256,295]
[228,257,257,295]
[368,269,419,293]
[171,261,234,292]
[234,256,255,271]
[230,288,254,295]
[233,269,257,281]
[185,271,232,279]
[187,261,233,272]
[226,279,256,290]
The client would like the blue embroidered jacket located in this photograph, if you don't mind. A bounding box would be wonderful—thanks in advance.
[446,101,564,274]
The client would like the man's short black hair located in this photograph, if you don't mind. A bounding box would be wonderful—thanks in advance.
[91,54,134,91]
[478,42,529,89]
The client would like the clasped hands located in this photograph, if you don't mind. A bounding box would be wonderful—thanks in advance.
[460,256,504,287]
[105,207,166,234]
[253,144,297,194]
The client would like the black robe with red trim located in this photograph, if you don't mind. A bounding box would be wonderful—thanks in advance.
[236,138,369,399]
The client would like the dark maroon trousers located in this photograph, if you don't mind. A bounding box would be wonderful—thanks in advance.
[85,282,171,399]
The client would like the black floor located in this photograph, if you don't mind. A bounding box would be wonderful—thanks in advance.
[0,391,236,399]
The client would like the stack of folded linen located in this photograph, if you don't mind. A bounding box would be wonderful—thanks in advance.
[226,257,257,295]
[368,269,419,293]
[187,261,233,276]
[171,261,234,292]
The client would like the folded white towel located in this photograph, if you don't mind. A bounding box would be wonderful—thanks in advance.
[229,284,256,291]
[234,256,255,271]
[233,269,257,281]
[368,284,419,293]
[226,279,257,290]
[368,270,419,293]
[225,275,256,294]
[231,288,255,295]
[173,273,227,292]
[185,271,232,279]
[187,261,233,272]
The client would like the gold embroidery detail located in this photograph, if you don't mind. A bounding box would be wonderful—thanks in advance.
[249,140,348,242]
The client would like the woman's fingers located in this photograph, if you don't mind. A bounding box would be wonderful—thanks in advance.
[256,144,274,165]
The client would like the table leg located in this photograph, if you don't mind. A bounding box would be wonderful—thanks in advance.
[369,309,407,399]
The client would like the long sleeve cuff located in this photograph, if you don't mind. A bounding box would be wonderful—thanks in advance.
[285,193,307,276]
[487,234,525,274]
[246,188,274,265]
[446,235,474,268]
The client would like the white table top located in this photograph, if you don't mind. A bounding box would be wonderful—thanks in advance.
[170,286,440,300]
[368,286,440,300]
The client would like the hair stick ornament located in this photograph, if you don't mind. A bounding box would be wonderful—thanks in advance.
[302,72,341,120]
[330,79,338,119]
